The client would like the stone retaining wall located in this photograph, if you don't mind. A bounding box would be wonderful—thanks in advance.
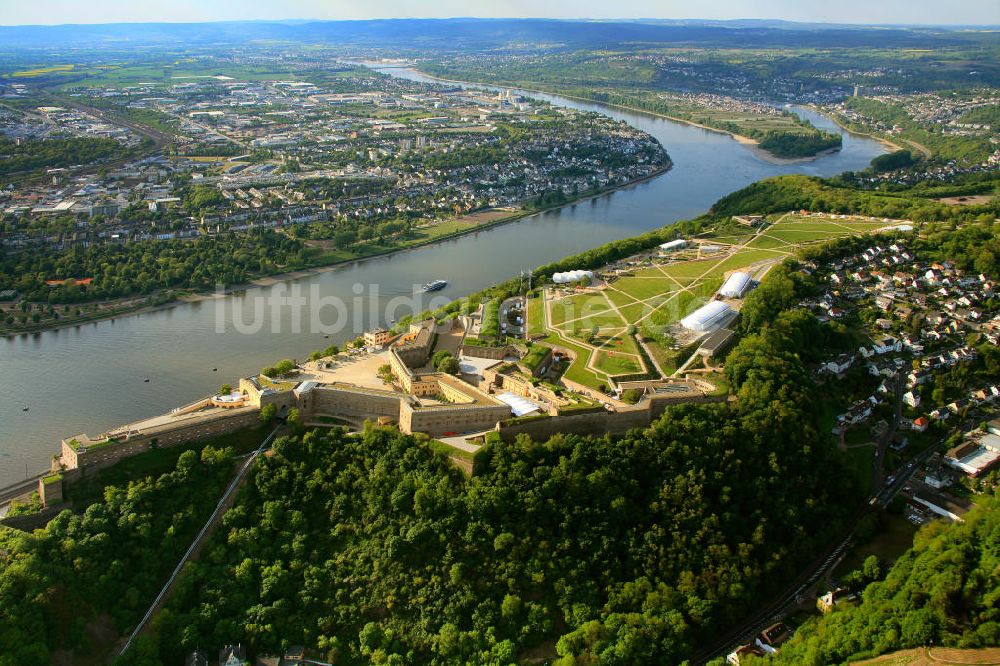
[497,393,728,442]
[61,409,261,474]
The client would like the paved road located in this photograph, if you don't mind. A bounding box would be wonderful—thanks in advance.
[117,426,279,659]
[873,372,906,493]
[0,472,46,505]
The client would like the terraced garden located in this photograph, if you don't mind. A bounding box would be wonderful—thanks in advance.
[524,212,904,393]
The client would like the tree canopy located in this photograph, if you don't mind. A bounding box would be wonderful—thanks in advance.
[769,495,1000,665]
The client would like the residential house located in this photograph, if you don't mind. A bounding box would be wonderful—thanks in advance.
[727,643,767,665]
[220,645,247,666]
[817,588,856,613]
[824,354,855,375]
[757,622,791,653]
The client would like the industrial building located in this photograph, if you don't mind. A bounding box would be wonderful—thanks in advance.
[718,271,754,298]
[659,239,688,253]
[680,301,736,332]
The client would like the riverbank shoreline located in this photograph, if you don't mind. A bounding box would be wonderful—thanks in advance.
[1,164,671,338]
[817,107,907,154]
[392,66,850,165]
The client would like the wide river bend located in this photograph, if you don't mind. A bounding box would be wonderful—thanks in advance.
[0,68,887,486]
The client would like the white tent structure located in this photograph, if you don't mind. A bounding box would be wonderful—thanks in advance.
[496,392,543,417]
[659,239,688,252]
[552,270,594,284]
[718,272,753,298]
[680,301,735,332]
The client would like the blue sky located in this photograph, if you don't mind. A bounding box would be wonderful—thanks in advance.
[0,0,997,26]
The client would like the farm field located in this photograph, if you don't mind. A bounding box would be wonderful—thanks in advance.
[648,95,824,139]
[0,58,368,88]
[11,64,75,77]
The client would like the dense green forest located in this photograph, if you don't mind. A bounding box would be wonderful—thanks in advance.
[120,288,862,664]
[0,444,244,664]
[711,174,1000,228]
[767,496,1000,665]
[0,229,308,303]
[869,149,918,173]
[756,131,841,159]
[0,136,131,178]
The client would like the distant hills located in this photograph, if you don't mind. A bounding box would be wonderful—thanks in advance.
[0,17,994,50]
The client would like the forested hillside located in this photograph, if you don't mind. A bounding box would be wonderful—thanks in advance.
[768,496,1000,665]
[0,445,243,664]
[128,298,861,665]
[710,174,1000,224]
[0,229,308,303]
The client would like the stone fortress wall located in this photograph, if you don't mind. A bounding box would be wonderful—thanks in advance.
[47,316,723,501]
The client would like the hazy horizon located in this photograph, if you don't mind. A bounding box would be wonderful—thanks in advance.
[0,0,997,28]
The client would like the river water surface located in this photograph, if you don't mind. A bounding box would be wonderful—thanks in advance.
[0,69,887,486]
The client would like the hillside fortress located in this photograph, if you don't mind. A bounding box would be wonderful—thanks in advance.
[43,317,723,505]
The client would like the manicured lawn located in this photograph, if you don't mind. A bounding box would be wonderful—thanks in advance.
[603,284,640,304]
[556,310,627,332]
[643,290,713,328]
[526,296,546,336]
[709,248,791,273]
[529,210,904,396]
[545,335,603,389]
[594,350,643,375]
[610,275,678,301]
[659,258,722,280]
[618,300,656,323]
[595,330,640,355]
[702,232,755,245]
[839,221,894,231]
[745,233,797,250]
[762,227,854,244]
[427,439,477,462]
[690,277,724,298]
[767,220,856,233]
[643,338,678,374]
[563,357,603,388]
[549,292,622,328]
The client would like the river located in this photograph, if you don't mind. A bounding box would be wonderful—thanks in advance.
[0,68,887,486]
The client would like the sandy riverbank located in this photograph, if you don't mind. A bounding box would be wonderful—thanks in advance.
[818,108,908,154]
